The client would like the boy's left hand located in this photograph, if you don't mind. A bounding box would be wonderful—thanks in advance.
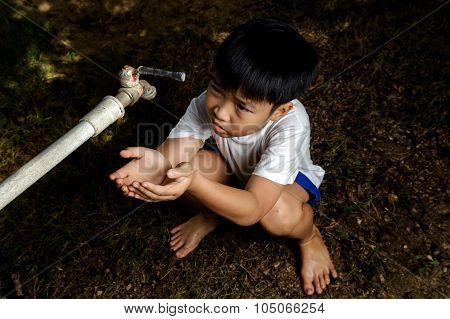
[130,162,197,202]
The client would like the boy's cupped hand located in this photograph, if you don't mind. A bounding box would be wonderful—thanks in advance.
[109,147,172,198]
[126,162,196,202]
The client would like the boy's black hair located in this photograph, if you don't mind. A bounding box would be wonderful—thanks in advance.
[214,18,318,112]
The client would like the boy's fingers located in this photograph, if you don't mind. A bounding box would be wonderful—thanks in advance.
[129,186,148,199]
[148,194,174,201]
[138,182,165,194]
[133,193,150,201]
[167,162,193,179]
[138,181,178,196]
[110,171,126,180]
[111,167,128,180]
[132,183,175,201]
[120,147,145,159]
[121,185,129,195]
[167,170,191,179]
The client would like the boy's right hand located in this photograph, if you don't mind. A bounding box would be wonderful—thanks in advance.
[109,147,172,197]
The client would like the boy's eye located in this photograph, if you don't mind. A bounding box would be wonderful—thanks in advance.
[237,103,250,112]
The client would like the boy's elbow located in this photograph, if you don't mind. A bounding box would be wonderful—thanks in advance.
[235,218,258,227]
[232,194,266,226]
[235,211,263,227]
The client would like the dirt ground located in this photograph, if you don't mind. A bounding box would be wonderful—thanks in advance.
[0,0,448,298]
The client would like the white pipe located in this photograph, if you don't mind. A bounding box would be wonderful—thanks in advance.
[0,95,125,210]
[0,122,95,209]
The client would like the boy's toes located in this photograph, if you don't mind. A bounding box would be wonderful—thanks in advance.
[170,232,182,242]
[302,277,315,296]
[319,275,326,290]
[171,240,184,251]
[170,236,182,246]
[325,272,331,285]
[314,277,322,294]
[330,266,338,279]
[170,226,182,234]
[176,247,190,258]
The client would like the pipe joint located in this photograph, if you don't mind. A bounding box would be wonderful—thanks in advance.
[80,96,124,137]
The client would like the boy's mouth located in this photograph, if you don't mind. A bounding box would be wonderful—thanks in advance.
[213,120,227,134]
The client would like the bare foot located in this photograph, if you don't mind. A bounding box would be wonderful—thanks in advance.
[299,226,338,295]
[169,211,219,258]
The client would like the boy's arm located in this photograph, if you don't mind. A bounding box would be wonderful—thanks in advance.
[187,173,283,226]
[157,92,210,168]
[156,137,203,169]
[185,127,308,225]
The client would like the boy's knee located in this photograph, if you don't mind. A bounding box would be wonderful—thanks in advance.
[260,199,313,237]
[260,205,296,237]
[301,202,313,217]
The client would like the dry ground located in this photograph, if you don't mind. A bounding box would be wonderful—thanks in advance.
[0,0,448,298]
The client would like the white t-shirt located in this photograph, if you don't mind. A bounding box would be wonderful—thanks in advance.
[167,91,325,188]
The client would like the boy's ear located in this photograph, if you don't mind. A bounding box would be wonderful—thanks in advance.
[269,101,293,121]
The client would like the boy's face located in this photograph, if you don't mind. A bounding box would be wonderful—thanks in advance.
[205,79,293,137]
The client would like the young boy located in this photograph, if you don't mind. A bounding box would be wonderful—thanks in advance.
[109,18,337,295]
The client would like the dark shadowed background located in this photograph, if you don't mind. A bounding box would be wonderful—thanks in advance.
[0,0,448,298]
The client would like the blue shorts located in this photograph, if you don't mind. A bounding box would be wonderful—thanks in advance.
[294,171,321,206]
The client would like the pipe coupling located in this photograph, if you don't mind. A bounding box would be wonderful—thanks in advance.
[80,96,124,137]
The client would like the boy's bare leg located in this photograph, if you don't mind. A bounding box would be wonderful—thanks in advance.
[260,183,337,296]
[169,149,234,258]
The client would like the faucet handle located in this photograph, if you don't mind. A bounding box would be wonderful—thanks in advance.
[118,65,186,88]
[136,66,186,82]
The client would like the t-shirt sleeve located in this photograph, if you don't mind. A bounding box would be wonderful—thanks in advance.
[252,126,308,185]
[166,91,212,147]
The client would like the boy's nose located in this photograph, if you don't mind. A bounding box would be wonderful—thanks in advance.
[214,101,232,122]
